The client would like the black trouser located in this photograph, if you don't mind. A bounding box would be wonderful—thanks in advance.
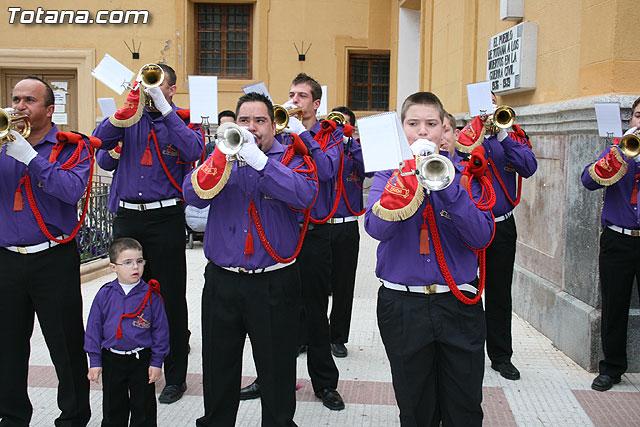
[0,241,90,427]
[598,227,640,377]
[114,205,189,387]
[329,221,360,345]
[196,263,301,427]
[377,286,485,427]
[101,349,156,427]
[484,215,517,364]
[297,225,340,392]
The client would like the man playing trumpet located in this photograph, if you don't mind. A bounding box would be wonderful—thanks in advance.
[582,96,640,392]
[93,63,203,404]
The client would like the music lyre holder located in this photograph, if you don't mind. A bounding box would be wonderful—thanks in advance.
[605,131,614,145]
[200,116,212,145]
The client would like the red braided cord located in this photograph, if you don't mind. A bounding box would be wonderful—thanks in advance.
[464,174,496,211]
[116,279,164,339]
[247,148,319,263]
[309,129,346,224]
[22,138,95,243]
[424,201,485,305]
[488,159,522,207]
[149,128,183,194]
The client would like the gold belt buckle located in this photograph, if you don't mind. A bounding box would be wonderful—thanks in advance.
[632,230,639,237]
[423,284,437,294]
[17,247,28,255]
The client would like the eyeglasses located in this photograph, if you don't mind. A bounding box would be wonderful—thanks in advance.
[114,259,146,268]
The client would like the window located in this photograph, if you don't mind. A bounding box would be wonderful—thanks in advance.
[196,4,252,78]
[348,53,390,111]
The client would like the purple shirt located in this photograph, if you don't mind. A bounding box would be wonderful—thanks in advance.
[0,124,91,246]
[297,121,343,220]
[96,149,120,213]
[93,105,203,202]
[365,154,494,287]
[84,278,170,368]
[581,146,640,228]
[481,134,537,217]
[335,137,367,217]
[183,139,315,269]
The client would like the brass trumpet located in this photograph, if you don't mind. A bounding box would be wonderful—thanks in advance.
[0,108,31,143]
[619,129,640,159]
[415,153,456,193]
[273,103,303,134]
[484,105,515,134]
[136,64,165,110]
[325,111,346,125]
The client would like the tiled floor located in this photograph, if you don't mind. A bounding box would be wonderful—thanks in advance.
[23,220,640,426]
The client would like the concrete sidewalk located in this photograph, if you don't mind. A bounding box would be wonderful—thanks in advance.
[26,220,640,426]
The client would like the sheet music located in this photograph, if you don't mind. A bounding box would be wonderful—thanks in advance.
[91,54,135,95]
[189,76,218,124]
[594,102,623,138]
[97,98,117,118]
[317,85,328,117]
[357,111,413,173]
[467,81,494,117]
[242,82,272,102]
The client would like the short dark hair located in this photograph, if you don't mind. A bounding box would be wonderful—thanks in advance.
[109,237,143,263]
[443,112,457,129]
[218,110,236,123]
[235,92,274,122]
[632,97,640,114]
[400,92,445,123]
[291,73,322,101]
[332,106,356,126]
[21,76,54,107]
[157,63,177,86]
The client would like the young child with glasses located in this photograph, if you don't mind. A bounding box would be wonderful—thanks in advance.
[84,237,170,426]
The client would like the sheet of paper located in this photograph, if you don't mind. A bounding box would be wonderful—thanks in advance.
[54,104,65,113]
[189,75,218,124]
[97,98,117,118]
[242,82,272,102]
[467,81,493,117]
[357,111,413,173]
[317,85,328,117]
[91,54,135,95]
[52,113,68,125]
[54,90,66,105]
[594,102,623,138]
[50,81,68,91]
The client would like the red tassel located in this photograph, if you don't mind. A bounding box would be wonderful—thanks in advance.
[140,145,153,166]
[419,226,430,255]
[245,231,254,256]
[14,189,23,211]
[116,322,123,339]
[631,184,638,205]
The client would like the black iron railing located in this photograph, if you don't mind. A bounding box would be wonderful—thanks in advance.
[77,175,115,263]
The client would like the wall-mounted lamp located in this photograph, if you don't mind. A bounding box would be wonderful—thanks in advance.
[294,41,312,61]
[124,39,142,59]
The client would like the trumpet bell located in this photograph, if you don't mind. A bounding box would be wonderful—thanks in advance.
[484,105,516,134]
[0,108,31,142]
[416,153,456,192]
[273,103,302,134]
[325,111,346,126]
[619,131,640,159]
[138,64,164,88]
[216,122,246,156]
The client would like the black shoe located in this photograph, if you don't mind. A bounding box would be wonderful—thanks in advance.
[297,344,308,357]
[591,374,621,392]
[159,383,187,404]
[491,361,520,380]
[240,380,261,400]
[331,343,348,358]
[314,387,345,411]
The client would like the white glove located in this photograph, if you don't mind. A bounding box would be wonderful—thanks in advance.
[238,140,268,171]
[624,126,637,136]
[497,128,509,142]
[285,115,306,135]
[410,138,437,156]
[6,130,37,165]
[145,87,172,116]
[239,127,256,145]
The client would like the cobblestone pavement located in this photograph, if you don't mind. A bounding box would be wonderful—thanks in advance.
[25,220,640,426]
